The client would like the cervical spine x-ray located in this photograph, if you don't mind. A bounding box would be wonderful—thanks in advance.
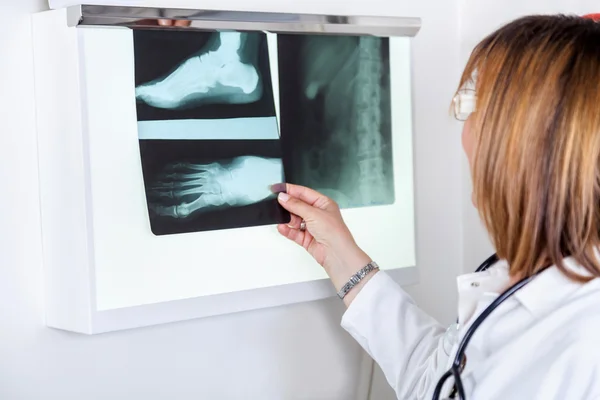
[133,29,395,235]
[278,34,394,209]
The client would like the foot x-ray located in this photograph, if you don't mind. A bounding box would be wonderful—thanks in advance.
[139,140,288,235]
[134,29,279,140]
[278,35,395,208]
[133,29,289,235]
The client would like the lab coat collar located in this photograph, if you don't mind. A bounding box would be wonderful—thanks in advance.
[456,255,596,325]
[456,261,511,326]
[455,255,597,388]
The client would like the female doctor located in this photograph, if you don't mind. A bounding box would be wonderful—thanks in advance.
[274,14,600,400]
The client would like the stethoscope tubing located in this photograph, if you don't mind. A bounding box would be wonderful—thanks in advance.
[433,253,541,400]
[476,253,500,273]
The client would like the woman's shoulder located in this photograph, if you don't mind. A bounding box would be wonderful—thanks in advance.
[527,273,600,343]
[556,276,600,341]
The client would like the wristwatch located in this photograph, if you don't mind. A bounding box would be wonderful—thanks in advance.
[337,262,380,299]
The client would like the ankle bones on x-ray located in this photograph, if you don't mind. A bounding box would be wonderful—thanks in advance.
[148,156,284,218]
[135,32,263,109]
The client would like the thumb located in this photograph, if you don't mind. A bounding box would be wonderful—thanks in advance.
[277,192,316,220]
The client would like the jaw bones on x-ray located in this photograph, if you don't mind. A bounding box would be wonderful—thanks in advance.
[133,29,289,235]
[278,35,395,209]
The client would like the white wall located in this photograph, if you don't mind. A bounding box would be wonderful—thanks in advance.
[0,0,463,399]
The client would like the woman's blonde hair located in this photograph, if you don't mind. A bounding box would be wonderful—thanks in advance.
[456,14,600,281]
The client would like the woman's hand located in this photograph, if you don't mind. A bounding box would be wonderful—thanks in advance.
[275,183,377,306]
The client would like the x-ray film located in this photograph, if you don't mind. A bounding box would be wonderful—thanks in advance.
[138,140,287,235]
[133,29,396,235]
[278,34,395,209]
[133,29,289,235]
[134,29,279,140]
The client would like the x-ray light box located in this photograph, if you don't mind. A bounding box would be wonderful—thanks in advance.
[32,5,419,334]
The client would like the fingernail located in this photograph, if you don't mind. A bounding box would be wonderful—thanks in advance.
[278,192,290,202]
[271,183,287,193]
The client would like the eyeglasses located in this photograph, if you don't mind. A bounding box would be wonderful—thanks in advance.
[452,89,476,121]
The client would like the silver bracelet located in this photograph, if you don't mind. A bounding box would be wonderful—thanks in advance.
[337,262,380,299]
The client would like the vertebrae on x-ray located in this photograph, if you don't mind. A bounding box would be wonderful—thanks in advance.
[294,35,391,208]
[148,156,284,218]
[136,32,263,109]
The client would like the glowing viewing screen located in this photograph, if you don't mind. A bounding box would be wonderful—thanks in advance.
[132,29,394,236]
[80,27,416,311]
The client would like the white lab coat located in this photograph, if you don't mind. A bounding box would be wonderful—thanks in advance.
[341,257,600,399]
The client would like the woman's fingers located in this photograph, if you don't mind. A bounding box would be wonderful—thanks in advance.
[277,192,316,220]
[287,213,303,229]
[284,183,333,210]
[277,224,312,248]
[174,19,192,27]
[156,19,191,26]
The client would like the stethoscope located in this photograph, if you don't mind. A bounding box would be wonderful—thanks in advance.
[432,253,542,400]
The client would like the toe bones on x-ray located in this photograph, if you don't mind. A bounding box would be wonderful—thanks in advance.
[148,156,284,219]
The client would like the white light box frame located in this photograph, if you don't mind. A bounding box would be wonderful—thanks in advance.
[32,7,418,334]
